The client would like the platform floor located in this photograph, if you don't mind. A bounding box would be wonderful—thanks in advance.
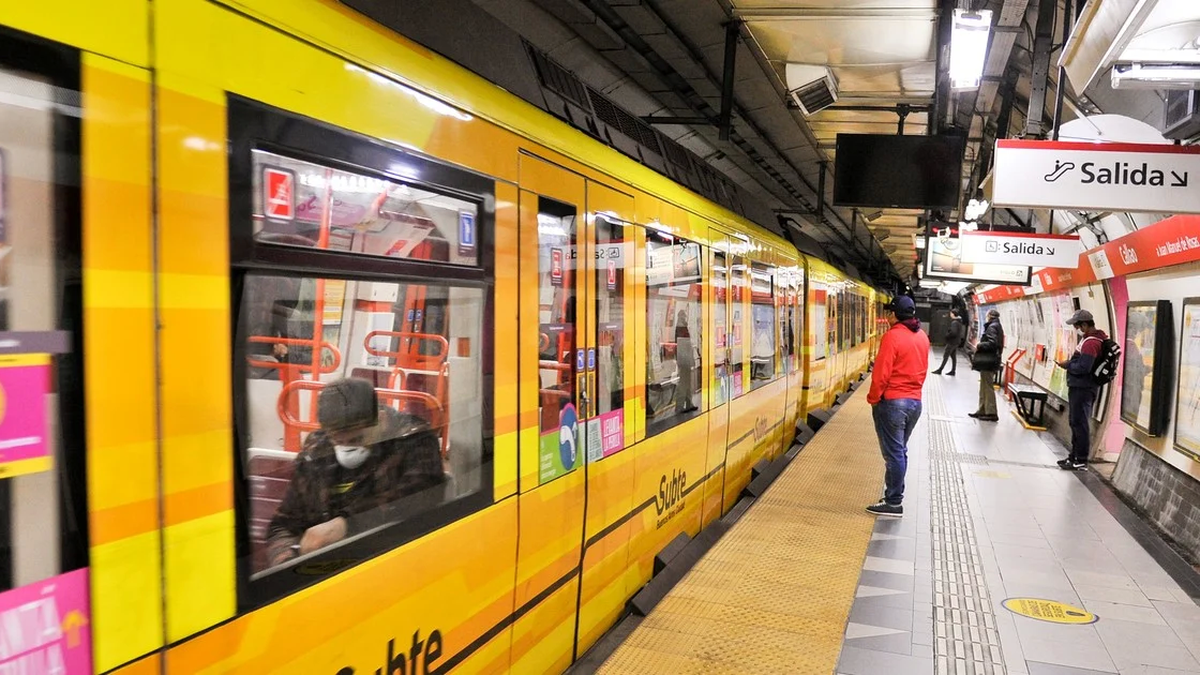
[597,362,1200,675]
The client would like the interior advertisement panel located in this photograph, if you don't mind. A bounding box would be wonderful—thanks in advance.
[924,227,1032,286]
[1121,300,1175,437]
[1173,299,1200,461]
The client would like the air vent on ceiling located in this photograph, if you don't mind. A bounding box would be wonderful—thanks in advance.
[1164,88,1200,140]
[785,64,839,116]
[524,40,592,112]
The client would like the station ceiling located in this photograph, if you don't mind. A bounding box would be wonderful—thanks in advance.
[458,0,1159,284]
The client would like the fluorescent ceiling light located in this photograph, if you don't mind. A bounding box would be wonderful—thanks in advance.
[950,9,993,91]
[1111,61,1200,89]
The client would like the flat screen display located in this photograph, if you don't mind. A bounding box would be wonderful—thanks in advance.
[833,134,965,209]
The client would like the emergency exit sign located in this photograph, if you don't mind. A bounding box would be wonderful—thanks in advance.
[993,140,1200,214]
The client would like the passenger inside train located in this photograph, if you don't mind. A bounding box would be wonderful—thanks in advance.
[239,149,488,574]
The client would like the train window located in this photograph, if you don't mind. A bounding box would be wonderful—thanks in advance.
[536,198,579,481]
[251,151,480,267]
[646,230,704,434]
[779,271,796,374]
[594,215,627,456]
[0,43,88,598]
[230,99,494,605]
[792,270,805,369]
[730,253,746,396]
[749,263,776,387]
[712,250,729,407]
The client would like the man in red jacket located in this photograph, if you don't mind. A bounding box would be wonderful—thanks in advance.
[866,295,930,517]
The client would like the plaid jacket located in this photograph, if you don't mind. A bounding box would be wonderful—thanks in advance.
[266,408,445,565]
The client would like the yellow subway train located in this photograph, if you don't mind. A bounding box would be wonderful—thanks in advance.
[0,2,885,673]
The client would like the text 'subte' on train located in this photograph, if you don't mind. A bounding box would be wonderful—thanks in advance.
[0,3,889,674]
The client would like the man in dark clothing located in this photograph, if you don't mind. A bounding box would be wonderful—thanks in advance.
[932,310,966,376]
[970,309,1005,421]
[865,296,930,517]
[1057,309,1108,470]
[266,378,446,566]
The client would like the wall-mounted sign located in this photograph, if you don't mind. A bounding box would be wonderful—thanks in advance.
[960,231,1083,268]
[993,140,1200,214]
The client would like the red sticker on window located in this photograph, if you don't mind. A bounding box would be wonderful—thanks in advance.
[607,259,617,290]
[551,248,564,286]
[264,167,295,221]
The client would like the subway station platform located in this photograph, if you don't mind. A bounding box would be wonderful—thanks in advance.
[592,361,1200,675]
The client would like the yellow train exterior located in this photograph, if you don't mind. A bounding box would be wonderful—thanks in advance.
[0,2,885,673]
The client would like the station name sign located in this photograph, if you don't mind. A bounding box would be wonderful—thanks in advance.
[992,140,1200,214]
[960,231,1082,269]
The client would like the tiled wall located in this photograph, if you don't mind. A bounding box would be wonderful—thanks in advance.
[1112,440,1200,563]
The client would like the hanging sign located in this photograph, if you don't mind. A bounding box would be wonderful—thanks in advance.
[993,140,1200,214]
[960,231,1083,268]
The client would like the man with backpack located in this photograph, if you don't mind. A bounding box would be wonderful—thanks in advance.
[1057,309,1113,470]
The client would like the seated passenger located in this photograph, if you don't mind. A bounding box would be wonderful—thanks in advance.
[266,378,445,567]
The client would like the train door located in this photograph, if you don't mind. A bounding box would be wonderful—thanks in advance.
[574,181,636,656]
[704,235,733,524]
[513,154,589,674]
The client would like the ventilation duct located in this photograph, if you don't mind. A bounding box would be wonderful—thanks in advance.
[786,64,839,116]
[1164,88,1200,139]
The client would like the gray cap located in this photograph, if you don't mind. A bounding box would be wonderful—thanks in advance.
[1065,309,1094,326]
[317,378,379,432]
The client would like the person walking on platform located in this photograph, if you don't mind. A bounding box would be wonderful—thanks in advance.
[1057,310,1108,470]
[970,309,1005,422]
[932,309,965,376]
[865,296,929,517]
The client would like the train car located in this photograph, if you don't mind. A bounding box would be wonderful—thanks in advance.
[0,2,884,674]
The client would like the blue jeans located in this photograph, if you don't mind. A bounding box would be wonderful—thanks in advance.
[872,398,923,505]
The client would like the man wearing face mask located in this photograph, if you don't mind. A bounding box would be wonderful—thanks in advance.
[1056,310,1108,470]
[266,378,445,566]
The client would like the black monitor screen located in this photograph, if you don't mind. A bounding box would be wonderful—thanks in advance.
[833,134,965,210]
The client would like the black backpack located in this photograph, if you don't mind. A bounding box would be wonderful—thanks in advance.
[1091,338,1121,386]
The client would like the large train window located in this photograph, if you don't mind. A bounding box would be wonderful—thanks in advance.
[0,34,87,604]
[536,197,577,475]
[749,262,776,387]
[730,252,747,395]
[779,270,797,374]
[646,230,704,434]
[230,99,493,605]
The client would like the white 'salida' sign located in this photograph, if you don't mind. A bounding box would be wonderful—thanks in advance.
[959,231,1083,268]
[993,139,1200,214]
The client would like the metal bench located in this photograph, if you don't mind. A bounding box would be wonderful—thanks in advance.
[1007,383,1048,428]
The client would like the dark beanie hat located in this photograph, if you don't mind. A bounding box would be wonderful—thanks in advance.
[317,378,378,432]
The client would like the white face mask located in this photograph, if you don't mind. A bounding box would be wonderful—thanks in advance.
[334,445,371,470]
[1076,327,1085,337]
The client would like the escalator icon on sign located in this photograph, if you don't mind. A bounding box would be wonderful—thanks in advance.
[1044,160,1075,182]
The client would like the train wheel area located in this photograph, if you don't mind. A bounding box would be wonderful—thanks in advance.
[579,358,1200,675]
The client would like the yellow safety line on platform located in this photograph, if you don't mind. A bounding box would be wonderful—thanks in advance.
[598,384,885,674]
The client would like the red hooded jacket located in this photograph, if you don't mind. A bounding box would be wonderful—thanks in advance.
[867,320,930,404]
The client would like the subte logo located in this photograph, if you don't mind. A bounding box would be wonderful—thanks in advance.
[334,630,444,675]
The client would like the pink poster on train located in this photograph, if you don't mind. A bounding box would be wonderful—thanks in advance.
[0,353,51,479]
[599,409,624,457]
[0,568,92,674]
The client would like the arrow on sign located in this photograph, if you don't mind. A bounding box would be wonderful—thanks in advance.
[1172,171,1189,188]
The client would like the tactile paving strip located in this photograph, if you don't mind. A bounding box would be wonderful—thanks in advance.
[597,391,884,675]
[926,378,1006,675]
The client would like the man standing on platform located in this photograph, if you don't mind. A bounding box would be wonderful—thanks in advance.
[865,296,930,518]
[970,309,1005,422]
[1057,309,1108,470]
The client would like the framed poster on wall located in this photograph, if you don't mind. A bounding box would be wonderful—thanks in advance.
[1173,298,1200,461]
[1120,300,1174,437]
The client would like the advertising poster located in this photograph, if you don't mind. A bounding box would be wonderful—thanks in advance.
[1174,300,1200,461]
[0,353,51,479]
[0,568,92,673]
[1121,304,1157,431]
[539,402,579,483]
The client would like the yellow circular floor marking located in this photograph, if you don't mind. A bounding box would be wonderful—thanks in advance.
[1002,598,1098,624]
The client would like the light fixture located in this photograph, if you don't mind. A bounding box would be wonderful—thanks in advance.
[950,9,993,91]
[964,198,990,221]
[1111,61,1200,90]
